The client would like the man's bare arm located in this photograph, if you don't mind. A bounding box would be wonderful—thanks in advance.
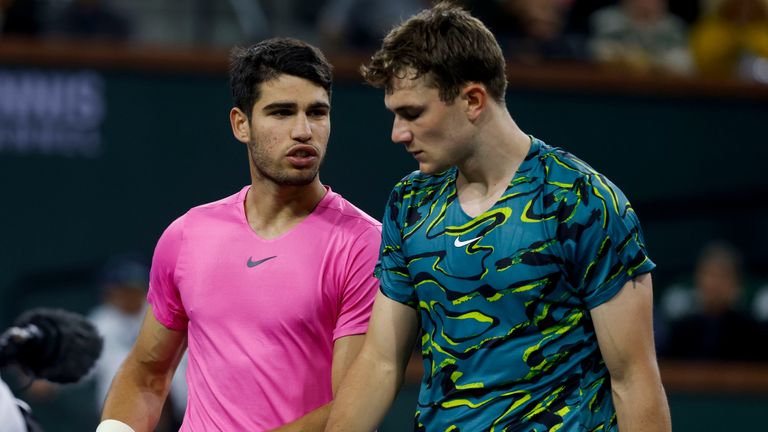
[100,307,187,431]
[325,292,420,432]
[591,273,671,431]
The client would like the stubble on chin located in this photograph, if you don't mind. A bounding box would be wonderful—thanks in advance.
[249,144,321,186]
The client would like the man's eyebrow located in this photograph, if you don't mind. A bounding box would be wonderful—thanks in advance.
[391,104,423,114]
[307,101,331,110]
[262,101,330,111]
[262,102,297,111]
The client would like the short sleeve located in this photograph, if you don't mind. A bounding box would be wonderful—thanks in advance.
[147,215,189,330]
[333,225,382,341]
[376,185,417,308]
[558,174,655,310]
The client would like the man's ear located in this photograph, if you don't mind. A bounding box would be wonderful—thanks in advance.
[230,107,251,144]
[461,83,488,122]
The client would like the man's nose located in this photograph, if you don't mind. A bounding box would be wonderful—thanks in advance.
[291,114,312,142]
[391,116,413,144]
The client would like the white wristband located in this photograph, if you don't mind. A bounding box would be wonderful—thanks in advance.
[96,419,137,432]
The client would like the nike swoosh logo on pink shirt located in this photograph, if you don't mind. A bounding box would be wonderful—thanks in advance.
[247,256,277,268]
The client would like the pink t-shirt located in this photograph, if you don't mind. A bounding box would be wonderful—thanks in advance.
[147,186,381,431]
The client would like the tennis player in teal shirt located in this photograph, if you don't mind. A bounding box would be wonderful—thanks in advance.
[326,3,671,431]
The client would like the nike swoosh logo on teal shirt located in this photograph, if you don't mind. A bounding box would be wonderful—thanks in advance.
[247,255,277,268]
[454,236,482,247]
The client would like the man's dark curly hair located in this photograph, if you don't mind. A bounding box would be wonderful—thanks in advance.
[361,2,507,103]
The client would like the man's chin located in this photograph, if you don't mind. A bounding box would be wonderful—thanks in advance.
[280,171,319,186]
[418,162,449,175]
[256,166,319,187]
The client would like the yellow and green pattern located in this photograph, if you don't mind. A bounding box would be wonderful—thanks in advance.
[376,138,654,431]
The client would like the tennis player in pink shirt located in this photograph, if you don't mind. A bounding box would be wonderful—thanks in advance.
[98,38,381,432]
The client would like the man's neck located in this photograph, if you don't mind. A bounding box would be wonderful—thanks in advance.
[455,109,531,218]
[244,179,327,239]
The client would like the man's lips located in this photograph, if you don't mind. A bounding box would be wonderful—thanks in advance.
[409,150,425,161]
[286,145,318,158]
[286,145,319,168]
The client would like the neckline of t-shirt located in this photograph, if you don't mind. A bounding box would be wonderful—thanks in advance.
[451,136,541,221]
[236,184,334,242]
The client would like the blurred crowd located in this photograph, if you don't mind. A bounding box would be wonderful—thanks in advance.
[1,0,768,83]
[656,241,768,362]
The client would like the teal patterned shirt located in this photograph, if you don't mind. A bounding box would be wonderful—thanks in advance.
[376,138,655,432]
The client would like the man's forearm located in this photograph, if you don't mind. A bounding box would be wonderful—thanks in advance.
[325,349,403,432]
[611,367,671,431]
[100,360,170,432]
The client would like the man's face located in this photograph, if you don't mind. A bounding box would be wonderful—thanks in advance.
[106,285,146,316]
[384,74,472,174]
[695,256,740,314]
[246,74,330,186]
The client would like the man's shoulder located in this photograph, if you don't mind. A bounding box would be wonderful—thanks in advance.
[535,140,618,199]
[319,190,381,234]
[188,186,247,214]
[537,141,600,181]
[390,168,454,199]
[160,187,246,236]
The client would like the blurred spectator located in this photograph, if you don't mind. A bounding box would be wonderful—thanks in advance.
[88,255,187,431]
[690,0,768,83]
[0,0,42,36]
[659,241,768,361]
[0,377,26,432]
[49,0,132,41]
[318,0,427,53]
[467,0,589,63]
[589,0,693,74]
